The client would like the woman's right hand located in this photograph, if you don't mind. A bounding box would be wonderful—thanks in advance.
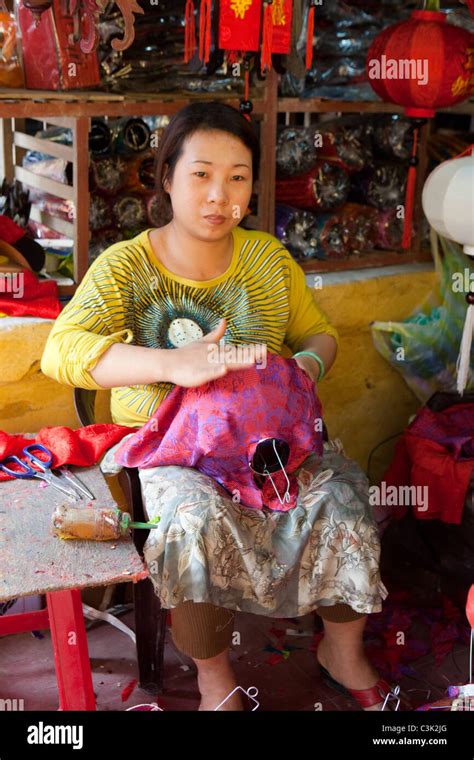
[162,318,267,388]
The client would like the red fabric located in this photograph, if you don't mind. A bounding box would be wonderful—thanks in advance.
[0,424,135,482]
[270,0,293,55]
[0,269,62,318]
[218,0,261,52]
[0,215,25,245]
[366,11,474,117]
[115,353,323,512]
[383,404,474,525]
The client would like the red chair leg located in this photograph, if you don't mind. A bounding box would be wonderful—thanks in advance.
[46,589,96,711]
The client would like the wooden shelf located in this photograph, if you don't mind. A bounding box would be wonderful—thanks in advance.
[1,68,469,288]
[299,246,434,274]
[277,98,474,115]
[1,89,471,118]
[278,99,404,114]
[0,89,268,118]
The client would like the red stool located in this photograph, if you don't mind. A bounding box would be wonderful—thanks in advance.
[0,589,96,710]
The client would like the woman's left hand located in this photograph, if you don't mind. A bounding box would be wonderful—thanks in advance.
[294,354,320,384]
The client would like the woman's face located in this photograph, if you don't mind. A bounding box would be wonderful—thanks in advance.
[163,129,253,240]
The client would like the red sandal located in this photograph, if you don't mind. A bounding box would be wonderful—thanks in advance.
[318,663,413,711]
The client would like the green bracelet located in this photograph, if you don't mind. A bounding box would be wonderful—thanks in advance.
[293,350,325,381]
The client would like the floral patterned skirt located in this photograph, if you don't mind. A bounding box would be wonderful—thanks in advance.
[138,439,388,618]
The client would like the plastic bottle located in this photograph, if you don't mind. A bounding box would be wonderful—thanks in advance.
[51,504,158,541]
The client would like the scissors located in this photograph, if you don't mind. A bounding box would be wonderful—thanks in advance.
[0,444,94,502]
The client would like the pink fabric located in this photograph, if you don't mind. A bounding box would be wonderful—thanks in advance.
[114,352,323,511]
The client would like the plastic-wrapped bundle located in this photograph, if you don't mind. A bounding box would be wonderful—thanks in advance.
[276,203,350,261]
[305,57,367,87]
[277,124,370,178]
[123,151,156,193]
[112,194,147,230]
[89,118,113,156]
[26,220,63,240]
[28,190,75,222]
[310,26,382,57]
[23,126,72,184]
[31,125,72,147]
[275,161,350,212]
[447,6,474,34]
[282,1,411,100]
[22,155,70,184]
[89,227,123,262]
[281,201,397,261]
[351,163,407,210]
[309,0,379,28]
[372,207,421,250]
[90,155,128,195]
[373,116,413,160]
[315,126,371,173]
[98,1,244,94]
[338,202,378,253]
[110,118,150,154]
[98,1,186,85]
[276,127,318,178]
[89,193,111,231]
[373,207,405,249]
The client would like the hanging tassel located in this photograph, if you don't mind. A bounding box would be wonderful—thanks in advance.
[456,292,474,395]
[184,0,196,63]
[199,0,212,65]
[260,0,274,75]
[243,64,251,122]
[305,1,315,71]
[240,57,253,123]
[402,122,420,250]
[227,50,240,66]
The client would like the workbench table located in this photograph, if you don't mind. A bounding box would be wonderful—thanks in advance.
[0,465,147,710]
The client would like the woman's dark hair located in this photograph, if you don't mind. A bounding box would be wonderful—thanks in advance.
[153,101,260,226]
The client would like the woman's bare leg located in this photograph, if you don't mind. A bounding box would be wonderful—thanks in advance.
[193,648,244,711]
[317,616,384,711]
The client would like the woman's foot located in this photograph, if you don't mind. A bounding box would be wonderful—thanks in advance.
[195,650,244,711]
[317,636,385,711]
[198,675,244,711]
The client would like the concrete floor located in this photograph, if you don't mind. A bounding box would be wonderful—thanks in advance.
[0,596,469,712]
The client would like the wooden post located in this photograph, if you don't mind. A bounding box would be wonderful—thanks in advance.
[259,69,278,234]
[0,118,14,183]
[412,119,431,258]
[72,118,91,284]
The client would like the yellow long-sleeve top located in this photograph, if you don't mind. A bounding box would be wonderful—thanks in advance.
[41,226,339,427]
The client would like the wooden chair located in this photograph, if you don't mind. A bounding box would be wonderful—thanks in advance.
[74,387,330,692]
[73,388,168,694]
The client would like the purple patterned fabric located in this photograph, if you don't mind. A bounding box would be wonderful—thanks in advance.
[409,404,474,460]
[114,352,323,511]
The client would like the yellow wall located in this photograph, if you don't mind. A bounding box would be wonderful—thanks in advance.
[0,267,436,481]
[315,268,436,481]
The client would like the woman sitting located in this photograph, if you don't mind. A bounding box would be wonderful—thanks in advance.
[41,101,405,712]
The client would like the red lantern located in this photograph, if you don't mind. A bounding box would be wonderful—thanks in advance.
[467,1,474,18]
[367,10,474,118]
[366,9,474,250]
